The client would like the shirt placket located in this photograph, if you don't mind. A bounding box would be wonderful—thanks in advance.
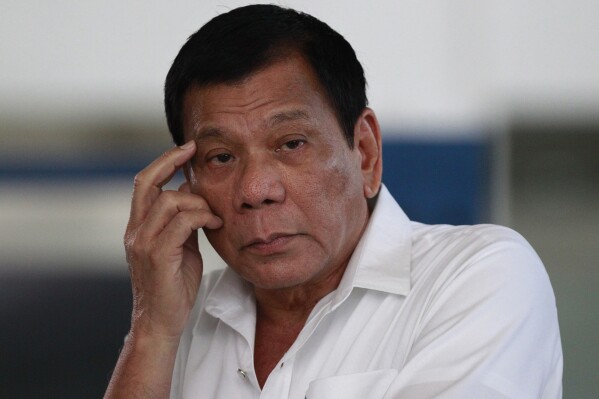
[260,356,295,399]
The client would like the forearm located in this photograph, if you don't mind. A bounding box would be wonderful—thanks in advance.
[104,330,180,399]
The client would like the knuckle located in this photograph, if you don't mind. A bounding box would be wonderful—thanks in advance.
[129,239,144,259]
[172,212,190,229]
[156,190,178,208]
[196,209,211,221]
[123,229,135,249]
[126,230,150,260]
[188,193,210,212]
[175,210,205,232]
[133,171,146,189]
[195,196,209,209]
[147,246,164,266]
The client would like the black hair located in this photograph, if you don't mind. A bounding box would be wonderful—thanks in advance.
[164,4,367,148]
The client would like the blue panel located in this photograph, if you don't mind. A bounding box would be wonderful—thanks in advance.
[0,159,143,180]
[382,139,491,225]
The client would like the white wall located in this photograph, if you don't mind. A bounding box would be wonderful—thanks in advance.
[2,0,598,137]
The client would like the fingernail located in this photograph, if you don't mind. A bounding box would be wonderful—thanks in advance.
[180,140,195,150]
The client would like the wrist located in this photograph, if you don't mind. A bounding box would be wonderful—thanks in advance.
[127,323,183,351]
[104,325,180,398]
[129,309,187,345]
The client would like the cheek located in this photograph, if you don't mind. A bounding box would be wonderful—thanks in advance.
[318,153,362,200]
[293,156,362,224]
[203,228,227,254]
[190,172,230,216]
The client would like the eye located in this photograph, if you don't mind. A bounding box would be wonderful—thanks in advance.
[208,152,233,165]
[278,139,306,152]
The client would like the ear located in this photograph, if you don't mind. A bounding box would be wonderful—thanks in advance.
[354,108,383,199]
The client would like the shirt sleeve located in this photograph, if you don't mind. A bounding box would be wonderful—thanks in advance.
[384,227,563,398]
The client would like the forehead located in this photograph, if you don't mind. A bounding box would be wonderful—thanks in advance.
[181,55,334,139]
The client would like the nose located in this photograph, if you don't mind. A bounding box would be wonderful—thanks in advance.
[235,155,285,211]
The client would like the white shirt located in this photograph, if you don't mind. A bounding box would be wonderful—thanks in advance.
[170,185,562,398]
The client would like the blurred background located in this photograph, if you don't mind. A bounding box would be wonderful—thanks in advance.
[1,1,597,397]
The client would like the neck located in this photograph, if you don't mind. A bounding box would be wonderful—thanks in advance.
[251,261,348,388]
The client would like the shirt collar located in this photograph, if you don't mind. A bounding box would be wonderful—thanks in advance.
[329,184,412,309]
[204,267,256,344]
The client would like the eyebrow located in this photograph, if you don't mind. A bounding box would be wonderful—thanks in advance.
[267,110,312,128]
[193,109,312,143]
[194,127,226,144]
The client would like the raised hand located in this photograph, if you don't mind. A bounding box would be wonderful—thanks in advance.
[105,141,223,398]
[124,140,223,340]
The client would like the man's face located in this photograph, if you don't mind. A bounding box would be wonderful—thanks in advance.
[182,55,375,291]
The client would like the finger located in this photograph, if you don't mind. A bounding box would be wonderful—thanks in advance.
[155,209,223,257]
[138,190,217,240]
[183,227,199,253]
[129,141,196,228]
[178,181,191,193]
[177,182,223,231]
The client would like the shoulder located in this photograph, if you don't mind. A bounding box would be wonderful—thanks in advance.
[406,222,559,342]
[411,222,535,255]
[410,223,546,285]
[397,224,562,396]
[406,223,558,334]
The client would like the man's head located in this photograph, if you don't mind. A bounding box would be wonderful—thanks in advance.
[165,5,382,293]
[164,4,367,148]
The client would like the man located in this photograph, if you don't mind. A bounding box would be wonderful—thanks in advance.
[105,5,562,398]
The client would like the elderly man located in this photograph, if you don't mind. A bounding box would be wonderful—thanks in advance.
[105,5,562,398]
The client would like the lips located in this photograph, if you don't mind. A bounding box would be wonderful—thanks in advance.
[242,233,298,255]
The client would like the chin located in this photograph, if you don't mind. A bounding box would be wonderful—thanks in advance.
[234,258,324,291]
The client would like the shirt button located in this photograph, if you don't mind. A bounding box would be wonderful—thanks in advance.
[237,369,248,379]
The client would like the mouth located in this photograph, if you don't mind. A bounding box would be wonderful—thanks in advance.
[242,233,298,255]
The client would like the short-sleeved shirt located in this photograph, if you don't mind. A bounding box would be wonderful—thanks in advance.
[170,185,562,398]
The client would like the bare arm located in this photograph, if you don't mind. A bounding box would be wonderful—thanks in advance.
[104,141,222,398]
